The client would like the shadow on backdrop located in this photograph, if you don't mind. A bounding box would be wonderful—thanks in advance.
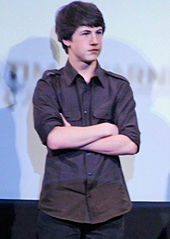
[99,38,170,202]
[0,37,59,238]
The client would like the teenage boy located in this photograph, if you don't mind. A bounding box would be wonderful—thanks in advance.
[33,1,140,238]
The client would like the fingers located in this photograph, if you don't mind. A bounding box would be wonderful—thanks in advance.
[60,113,71,127]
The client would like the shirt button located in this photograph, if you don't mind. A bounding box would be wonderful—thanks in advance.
[88,172,93,176]
[84,110,88,114]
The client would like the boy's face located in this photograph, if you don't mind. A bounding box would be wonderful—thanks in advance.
[63,26,103,64]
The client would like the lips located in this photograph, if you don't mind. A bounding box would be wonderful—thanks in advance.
[89,49,99,53]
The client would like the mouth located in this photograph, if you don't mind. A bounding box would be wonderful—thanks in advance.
[89,49,99,53]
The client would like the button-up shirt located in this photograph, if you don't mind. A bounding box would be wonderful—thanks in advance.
[33,61,140,224]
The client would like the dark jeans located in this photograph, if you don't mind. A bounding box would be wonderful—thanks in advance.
[37,210,124,239]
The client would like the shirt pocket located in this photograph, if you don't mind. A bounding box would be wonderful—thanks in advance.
[62,108,82,126]
[93,105,113,124]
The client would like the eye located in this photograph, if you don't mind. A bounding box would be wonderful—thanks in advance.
[81,31,90,36]
[96,30,102,35]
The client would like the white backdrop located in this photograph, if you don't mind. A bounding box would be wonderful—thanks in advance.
[0,0,170,201]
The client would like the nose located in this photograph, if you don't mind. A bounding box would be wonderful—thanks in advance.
[90,33,98,45]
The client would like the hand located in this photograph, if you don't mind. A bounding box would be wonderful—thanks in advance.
[111,124,119,135]
[60,113,71,127]
[101,122,119,136]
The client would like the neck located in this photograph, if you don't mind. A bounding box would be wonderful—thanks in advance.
[68,58,97,83]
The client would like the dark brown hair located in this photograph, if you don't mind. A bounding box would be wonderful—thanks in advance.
[55,1,105,53]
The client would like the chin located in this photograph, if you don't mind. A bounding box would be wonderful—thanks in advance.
[85,56,98,63]
[84,59,97,65]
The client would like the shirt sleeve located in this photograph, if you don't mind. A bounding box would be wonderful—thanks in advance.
[114,81,140,152]
[32,76,63,145]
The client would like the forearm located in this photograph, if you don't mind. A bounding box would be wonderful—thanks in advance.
[47,123,116,150]
[80,134,138,155]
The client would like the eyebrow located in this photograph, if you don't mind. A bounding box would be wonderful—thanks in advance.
[80,27,103,33]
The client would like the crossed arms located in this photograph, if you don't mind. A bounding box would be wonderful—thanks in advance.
[47,114,138,156]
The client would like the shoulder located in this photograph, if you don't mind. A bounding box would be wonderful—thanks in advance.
[34,69,62,93]
[42,69,61,80]
[105,70,129,84]
[33,69,62,100]
[37,68,64,87]
[100,68,133,94]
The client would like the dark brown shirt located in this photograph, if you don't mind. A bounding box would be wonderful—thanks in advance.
[33,61,140,224]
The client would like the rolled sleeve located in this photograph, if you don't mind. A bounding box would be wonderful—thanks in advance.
[33,77,63,145]
[114,81,140,152]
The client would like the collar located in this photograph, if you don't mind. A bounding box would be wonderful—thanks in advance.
[62,61,79,86]
[93,62,106,88]
[62,60,106,88]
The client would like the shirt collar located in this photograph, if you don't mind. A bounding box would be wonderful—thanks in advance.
[62,60,79,86]
[93,62,106,88]
[62,60,106,88]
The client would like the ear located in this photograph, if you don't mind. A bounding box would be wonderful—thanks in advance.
[62,39,71,47]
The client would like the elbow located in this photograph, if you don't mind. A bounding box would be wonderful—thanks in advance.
[128,141,138,155]
[47,127,61,150]
[47,137,59,150]
[47,142,58,150]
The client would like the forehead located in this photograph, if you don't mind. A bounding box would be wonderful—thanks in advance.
[76,26,103,32]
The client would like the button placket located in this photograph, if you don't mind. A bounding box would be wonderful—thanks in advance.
[82,87,90,126]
